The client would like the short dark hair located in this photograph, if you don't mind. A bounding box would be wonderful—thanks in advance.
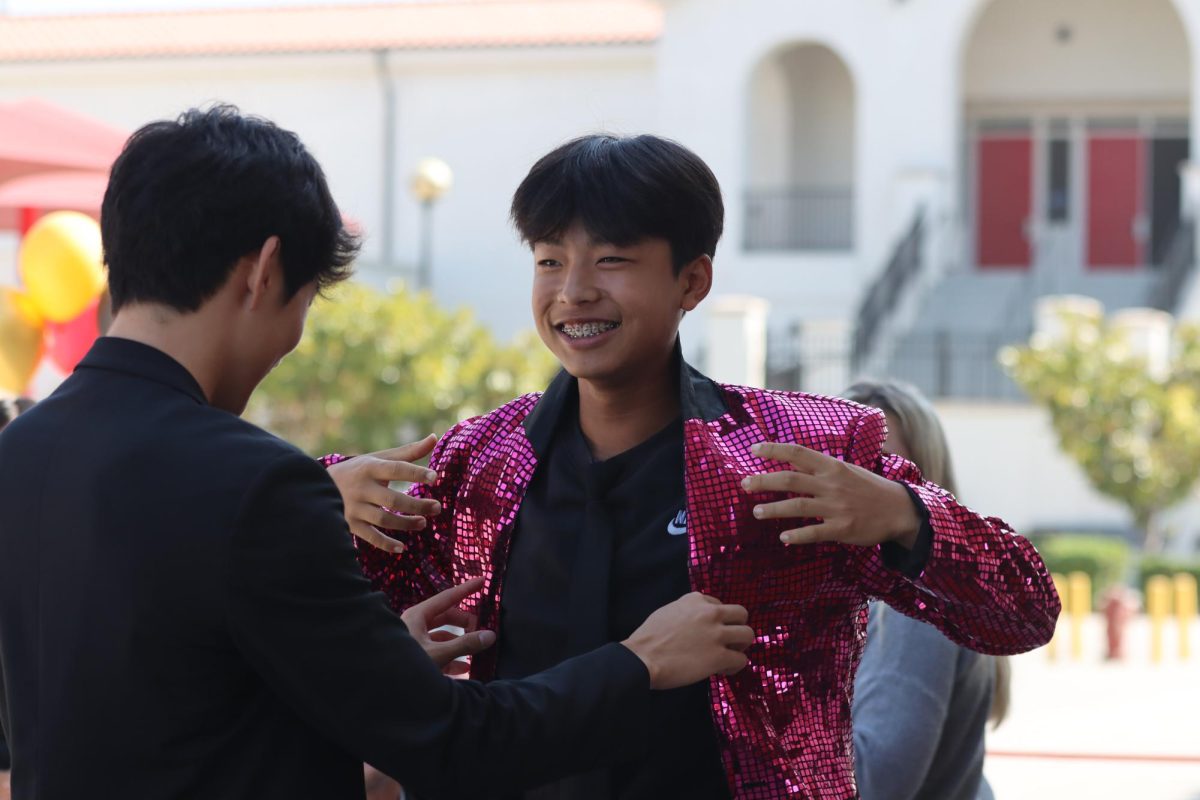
[102,105,358,312]
[510,134,724,272]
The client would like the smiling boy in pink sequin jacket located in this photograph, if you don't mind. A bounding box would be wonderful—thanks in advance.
[328,135,1060,800]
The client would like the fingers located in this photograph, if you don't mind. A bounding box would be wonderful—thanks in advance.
[750,496,829,522]
[426,628,498,667]
[360,485,441,520]
[363,456,439,487]
[348,521,408,554]
[751,441,828,473]
[780,522,833,546]
[411,577,486,620]
[350,502,428,535]
[368,434,439,466]
[712,602,749,625]
[428,606,477,632]
[689,595,749,627]
[453,629,497,657]
[741,470,820,497]
[720,624,756,651]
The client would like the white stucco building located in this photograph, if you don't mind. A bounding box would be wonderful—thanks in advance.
[2,0,1198,546]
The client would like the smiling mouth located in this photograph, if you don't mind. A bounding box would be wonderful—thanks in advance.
[557,321,620,340]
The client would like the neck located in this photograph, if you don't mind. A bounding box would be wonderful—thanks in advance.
[106,303,229,407]
[577,355,680,461]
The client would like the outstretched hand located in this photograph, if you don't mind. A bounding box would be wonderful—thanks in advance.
[741,442,920,549]
[401,577,496,676]
[327,435,443,553]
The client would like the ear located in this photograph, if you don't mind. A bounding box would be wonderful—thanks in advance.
[244,236,284,311]
[679,254,713,312]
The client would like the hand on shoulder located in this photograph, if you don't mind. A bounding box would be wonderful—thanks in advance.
[327,434,444,553]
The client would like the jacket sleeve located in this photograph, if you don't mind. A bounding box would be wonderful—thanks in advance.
[852,603,960,800]
[327,419,475,614]
[841,407,1061,655]
[228,452,651,798]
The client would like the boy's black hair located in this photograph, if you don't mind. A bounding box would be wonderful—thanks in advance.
[102,104,358,312]
[510,134,724,272]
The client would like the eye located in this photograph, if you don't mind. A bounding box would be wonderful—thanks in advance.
[598,256,630,265]
[536,258,562,268]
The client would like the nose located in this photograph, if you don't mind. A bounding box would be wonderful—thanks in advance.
[558,260,601,306]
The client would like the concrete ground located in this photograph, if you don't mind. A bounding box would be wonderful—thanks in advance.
[984,616,1200,800]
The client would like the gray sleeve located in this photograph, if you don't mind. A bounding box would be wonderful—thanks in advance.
[852,603,959,800]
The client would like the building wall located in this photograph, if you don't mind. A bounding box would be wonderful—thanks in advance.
[4,2,1200,545]
[936,400,1200,552]
[0,45,658,341]
[964,0,1190,106]
[0,53,388,258]
[4,0,1199,337]
[746,54,791,186]
[781,44,855,188]
[937,401,1130,532]
[382,47,657,337]
[659,0,1200,333]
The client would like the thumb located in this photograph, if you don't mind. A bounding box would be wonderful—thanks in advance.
[460,629,498,655]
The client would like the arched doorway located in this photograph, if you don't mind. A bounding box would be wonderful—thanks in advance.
[962,0,1191,274]
[745,43,856,252]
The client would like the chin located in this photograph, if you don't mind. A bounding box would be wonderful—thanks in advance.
[558,358,622,385]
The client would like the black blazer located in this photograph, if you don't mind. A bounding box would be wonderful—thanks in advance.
[0,337,650,799]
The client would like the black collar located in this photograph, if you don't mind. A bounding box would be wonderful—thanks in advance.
[522,339,727,457]
[76,336,208,406]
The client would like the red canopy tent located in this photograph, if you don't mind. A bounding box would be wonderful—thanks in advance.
[0,99,127,232]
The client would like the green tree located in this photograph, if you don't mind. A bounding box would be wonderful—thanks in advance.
[1001,308,1200,551]
[248,282,558,456]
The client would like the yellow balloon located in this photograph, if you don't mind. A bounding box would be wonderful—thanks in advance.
[0,287,45,395]
[19,211,106,324]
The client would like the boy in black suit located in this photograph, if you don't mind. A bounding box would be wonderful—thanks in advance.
[0,106,753,800]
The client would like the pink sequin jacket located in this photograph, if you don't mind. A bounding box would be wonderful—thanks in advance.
[342,361,1060,800]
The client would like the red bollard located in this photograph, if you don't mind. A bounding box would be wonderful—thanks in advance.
[1103,586,1137,661]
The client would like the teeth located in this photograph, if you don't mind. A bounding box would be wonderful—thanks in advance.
[560,321,618,339]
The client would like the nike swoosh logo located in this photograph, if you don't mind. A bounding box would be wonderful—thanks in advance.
[666,510,687,536]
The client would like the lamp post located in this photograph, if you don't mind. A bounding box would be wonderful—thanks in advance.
[410,157,453,291]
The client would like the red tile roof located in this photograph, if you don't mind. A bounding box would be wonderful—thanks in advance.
[0,1,663,63]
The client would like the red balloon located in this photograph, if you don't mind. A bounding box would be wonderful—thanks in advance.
[45,297,100,373]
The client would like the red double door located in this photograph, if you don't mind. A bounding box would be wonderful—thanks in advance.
[976,132,1145,270]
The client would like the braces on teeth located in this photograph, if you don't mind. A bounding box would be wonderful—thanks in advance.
[561,322,618,339]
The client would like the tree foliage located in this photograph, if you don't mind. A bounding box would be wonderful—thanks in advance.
[248,282,558,455]
[1001,308,1200,549]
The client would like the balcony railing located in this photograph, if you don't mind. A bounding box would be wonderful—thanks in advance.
[743,186,854,251]
[851,212,924,372]
[1148,219,1196,312]
[768,327,1030,401]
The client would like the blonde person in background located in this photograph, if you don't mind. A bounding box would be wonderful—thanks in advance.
[845,379,1011,800]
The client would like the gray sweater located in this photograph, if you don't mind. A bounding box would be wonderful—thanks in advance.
[853,603,996,800]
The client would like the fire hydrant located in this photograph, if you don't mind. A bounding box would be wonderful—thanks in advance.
[1102,586,1137,661]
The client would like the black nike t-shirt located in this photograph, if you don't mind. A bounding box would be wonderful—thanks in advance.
[495,405,730,800]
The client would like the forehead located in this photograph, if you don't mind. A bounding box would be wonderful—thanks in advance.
[532,228,657,250]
